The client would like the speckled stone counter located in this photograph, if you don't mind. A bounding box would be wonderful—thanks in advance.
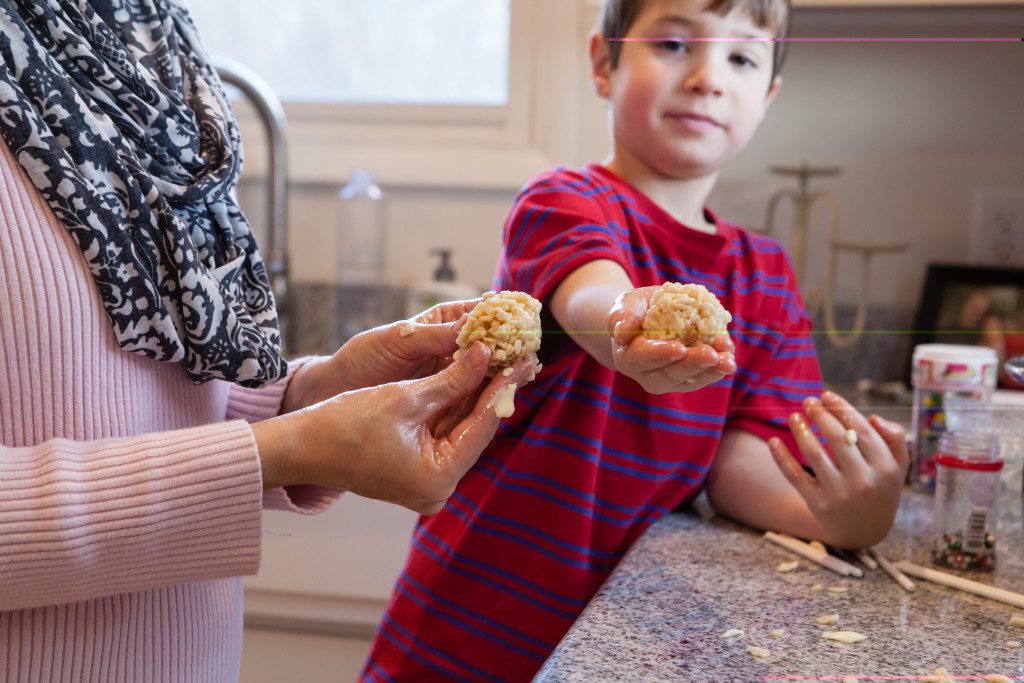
[533,491,1024,682]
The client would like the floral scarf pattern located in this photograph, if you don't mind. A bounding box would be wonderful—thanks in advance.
[0,0,287,386]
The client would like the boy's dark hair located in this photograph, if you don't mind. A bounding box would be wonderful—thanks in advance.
[600,0,791,82]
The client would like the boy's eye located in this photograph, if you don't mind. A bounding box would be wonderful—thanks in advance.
[730,53,758,68]
[655,39,689,53]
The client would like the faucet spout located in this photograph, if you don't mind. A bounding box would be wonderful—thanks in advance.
[212,57,291,344]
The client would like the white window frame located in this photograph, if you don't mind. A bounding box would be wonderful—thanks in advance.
[234,0,598,192]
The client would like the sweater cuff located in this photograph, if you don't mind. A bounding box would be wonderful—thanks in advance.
[226,355,320,423]
[262,485,342,515]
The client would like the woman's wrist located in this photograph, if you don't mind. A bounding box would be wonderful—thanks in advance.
[280,355,334,415]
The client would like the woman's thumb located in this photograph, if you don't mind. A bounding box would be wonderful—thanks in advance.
[413,341,490,414]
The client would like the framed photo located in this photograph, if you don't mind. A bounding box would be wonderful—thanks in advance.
[912,263,1024,389]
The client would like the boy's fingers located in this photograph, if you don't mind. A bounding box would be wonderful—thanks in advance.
[869,414,911,470]
[768,436,820,501]
[788,411,840,484]
[816,392,888,469]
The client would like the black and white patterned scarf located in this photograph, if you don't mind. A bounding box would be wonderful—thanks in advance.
[0,0,287,387]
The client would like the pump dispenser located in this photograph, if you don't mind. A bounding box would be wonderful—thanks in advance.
[405,248,480,317]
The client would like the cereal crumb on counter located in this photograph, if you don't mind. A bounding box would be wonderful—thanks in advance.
[920,667,952,683]
[1005,640,1022,649]
[745,646,771,659]
[1009,616,1024,629]
[811,584,824,592]
[719,629,744,639]
[455,291,542,376]
[815,614,839,626]
[776,560,799,573]
[821,631,867,644]
[769,628,785,638]
[827,586,849,594]
[641,282,731,347]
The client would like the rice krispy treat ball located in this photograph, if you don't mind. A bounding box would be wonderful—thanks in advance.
[455,291,542,376]
[641,282,732,347]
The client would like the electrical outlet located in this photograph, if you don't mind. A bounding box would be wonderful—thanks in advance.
[970,188,1024,266]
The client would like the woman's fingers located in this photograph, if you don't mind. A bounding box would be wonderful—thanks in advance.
[428,354,539,496]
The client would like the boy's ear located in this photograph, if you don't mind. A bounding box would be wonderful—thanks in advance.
[590,31,612,98]
[765,75,783,107]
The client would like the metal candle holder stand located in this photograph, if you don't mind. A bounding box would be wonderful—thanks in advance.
[763,162,908,348]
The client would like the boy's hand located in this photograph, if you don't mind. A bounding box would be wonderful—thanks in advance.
[767,391,910,548]
[607,287,736,394]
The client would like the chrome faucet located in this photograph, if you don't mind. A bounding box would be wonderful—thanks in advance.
[212,57,291,347]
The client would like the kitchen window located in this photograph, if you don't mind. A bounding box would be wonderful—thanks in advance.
[188,0,510,107]
[189,0,591,190]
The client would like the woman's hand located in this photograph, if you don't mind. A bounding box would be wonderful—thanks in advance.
[767,391,910,548]
[255,341,538,515]
[607,287,735,394]
[282,299,482,413]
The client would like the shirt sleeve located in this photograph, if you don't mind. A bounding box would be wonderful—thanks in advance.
[0,420,264,612]
[226,355,342,514]
[497,174,632,303]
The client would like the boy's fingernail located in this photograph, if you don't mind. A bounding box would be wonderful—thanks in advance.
[872,415,901,433]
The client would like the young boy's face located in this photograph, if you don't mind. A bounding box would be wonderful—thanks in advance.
[593,0,782,182]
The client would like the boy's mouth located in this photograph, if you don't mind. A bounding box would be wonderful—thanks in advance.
[665,111,722,132]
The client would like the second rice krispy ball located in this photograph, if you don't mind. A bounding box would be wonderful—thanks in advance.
[455,290,542,376]
[641,282,732,347]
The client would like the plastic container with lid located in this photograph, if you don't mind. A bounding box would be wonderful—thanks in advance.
[910,343,998,493]
[931,430,1002,570]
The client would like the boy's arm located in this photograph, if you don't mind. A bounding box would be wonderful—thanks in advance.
[706,392,909,549]
[549,259,736,392]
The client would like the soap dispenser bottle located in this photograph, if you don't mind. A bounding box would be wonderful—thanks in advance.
[406,248,480,317]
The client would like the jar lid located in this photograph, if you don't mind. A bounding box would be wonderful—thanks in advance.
[912,343,998,363]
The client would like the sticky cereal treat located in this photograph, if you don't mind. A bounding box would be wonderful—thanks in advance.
[455,290,542,376]
[641,282,732,347]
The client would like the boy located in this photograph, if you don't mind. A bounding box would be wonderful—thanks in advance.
[361,1,909,681]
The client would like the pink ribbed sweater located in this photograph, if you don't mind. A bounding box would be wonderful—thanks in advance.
[0,139,338,682]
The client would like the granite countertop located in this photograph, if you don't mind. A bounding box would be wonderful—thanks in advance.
[533,491,1024,682]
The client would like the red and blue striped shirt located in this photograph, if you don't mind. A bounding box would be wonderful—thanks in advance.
[361,164,824,683]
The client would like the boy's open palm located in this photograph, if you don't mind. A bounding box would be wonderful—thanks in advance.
[608,287,736,394]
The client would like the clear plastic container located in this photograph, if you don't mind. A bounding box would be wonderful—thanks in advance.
[910,344,997,493]
[932,430,1002,570]
[336,169,387,342]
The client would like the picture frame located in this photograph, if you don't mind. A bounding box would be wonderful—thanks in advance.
[911,263,1024,389]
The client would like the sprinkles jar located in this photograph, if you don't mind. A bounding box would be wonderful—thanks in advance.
[910,344,997,493]
[931,430,1002,570]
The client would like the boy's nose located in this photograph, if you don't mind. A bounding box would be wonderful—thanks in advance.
[683,61,725,96]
